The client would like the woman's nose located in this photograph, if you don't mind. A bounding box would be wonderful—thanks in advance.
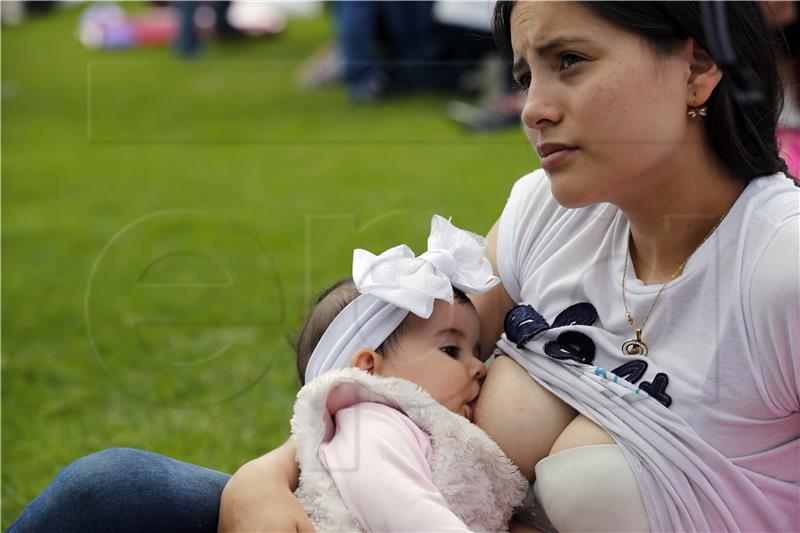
[521,83,561,131]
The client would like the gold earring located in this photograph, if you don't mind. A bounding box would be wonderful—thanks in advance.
[687,92,708,119]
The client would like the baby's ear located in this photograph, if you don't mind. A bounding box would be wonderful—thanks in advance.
[350,349,384,374]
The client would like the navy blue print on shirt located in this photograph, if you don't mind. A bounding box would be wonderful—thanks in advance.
[503,302,673,408]
[544,331,596,365]
[551,302,599,328]
[639,373,673,408]
[504,302,599,348]
[504,304,550,348]
[611,360,648,384]
[505,303,598,364]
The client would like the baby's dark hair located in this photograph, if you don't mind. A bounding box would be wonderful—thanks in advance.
[294,278,472,385]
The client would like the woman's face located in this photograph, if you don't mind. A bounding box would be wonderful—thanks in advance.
[510,2,693,208]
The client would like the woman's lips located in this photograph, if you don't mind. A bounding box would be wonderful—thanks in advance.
[540,147,578,172]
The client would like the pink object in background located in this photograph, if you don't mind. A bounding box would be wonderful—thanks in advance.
[78,3,177,49]
[778,126,800,179]
[130,9,179,47]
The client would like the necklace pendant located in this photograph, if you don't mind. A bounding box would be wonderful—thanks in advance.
[622,338,648,356]
[623,328,647,356]
[623,328,646,356]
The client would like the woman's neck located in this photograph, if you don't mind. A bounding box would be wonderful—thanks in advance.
[618,148,746,285]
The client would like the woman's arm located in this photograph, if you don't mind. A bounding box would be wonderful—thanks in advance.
[471,219,577,479]
[472,220,614,479]
[471,219,516,359]
[218,438,315,533]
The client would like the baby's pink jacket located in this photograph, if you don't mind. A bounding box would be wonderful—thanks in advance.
[291,368,528,532]
[320,402,472,531]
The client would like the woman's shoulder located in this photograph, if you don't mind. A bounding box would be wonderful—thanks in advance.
[499,169,617,256]
[505,169,616,225]
[739,173,799,227]
[504,169,557,218]
[497,169,619,302]
[734,175,799,411]
[735,173,798,339]
[734,174,799,273]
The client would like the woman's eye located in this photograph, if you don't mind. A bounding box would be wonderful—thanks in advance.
[441,346,460,358]
[514,73,531,92]
[559,53,584,70]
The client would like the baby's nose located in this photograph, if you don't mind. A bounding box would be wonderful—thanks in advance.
[473,360,488,381]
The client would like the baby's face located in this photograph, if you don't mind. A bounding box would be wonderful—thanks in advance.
[377,299,487,421]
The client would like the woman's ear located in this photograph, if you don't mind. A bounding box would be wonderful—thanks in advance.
[350,348,384,375]
[683,37,723,105]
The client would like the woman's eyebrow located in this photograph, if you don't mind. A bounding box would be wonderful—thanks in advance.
[513,36,592,77]
[534,36,593,56]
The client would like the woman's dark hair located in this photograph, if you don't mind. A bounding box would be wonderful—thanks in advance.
[293,278,473,385]
[493,1,792,182]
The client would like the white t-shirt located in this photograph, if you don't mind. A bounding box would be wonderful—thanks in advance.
[496,169,799,531]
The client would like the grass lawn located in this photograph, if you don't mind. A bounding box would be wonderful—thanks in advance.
[1,3,537,526]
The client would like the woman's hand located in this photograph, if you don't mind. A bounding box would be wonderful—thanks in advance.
[218,439,315,532]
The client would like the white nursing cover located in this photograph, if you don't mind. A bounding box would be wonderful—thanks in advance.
[497,335,796,532]
[304,214,499,384]
[291,367,529,532]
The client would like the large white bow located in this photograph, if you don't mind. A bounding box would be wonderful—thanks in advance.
[352,215,499,318]
[305,215,499,384]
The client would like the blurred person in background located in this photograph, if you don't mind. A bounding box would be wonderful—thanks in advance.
[331,0,497,103]
[173,1,240,57]
[437,0,527,132]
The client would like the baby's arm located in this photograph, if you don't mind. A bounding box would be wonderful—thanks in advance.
[320,402,470,532]
[218,438,315,532]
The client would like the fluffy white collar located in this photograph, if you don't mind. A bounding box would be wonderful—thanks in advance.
[291,368,528,531]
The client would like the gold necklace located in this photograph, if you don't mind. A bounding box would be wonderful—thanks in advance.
[620,212,730,357]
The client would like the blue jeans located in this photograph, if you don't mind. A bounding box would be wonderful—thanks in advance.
[332,0,494,98]
[8,448,230,532]
[333,1,438,93]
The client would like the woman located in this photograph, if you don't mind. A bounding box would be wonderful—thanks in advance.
[222,2,800,531]
[473,2,798,530]
[223,2,798,531]
[10,2,798,532]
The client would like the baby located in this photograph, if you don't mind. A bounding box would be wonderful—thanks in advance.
[288,215,529,532]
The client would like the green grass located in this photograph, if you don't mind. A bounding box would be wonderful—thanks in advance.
[1,4,537,527]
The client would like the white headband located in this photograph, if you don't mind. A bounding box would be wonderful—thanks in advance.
[304,215,499,384]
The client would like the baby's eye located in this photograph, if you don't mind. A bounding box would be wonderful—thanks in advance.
[559,53,584,70]
[441,346,460,358]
